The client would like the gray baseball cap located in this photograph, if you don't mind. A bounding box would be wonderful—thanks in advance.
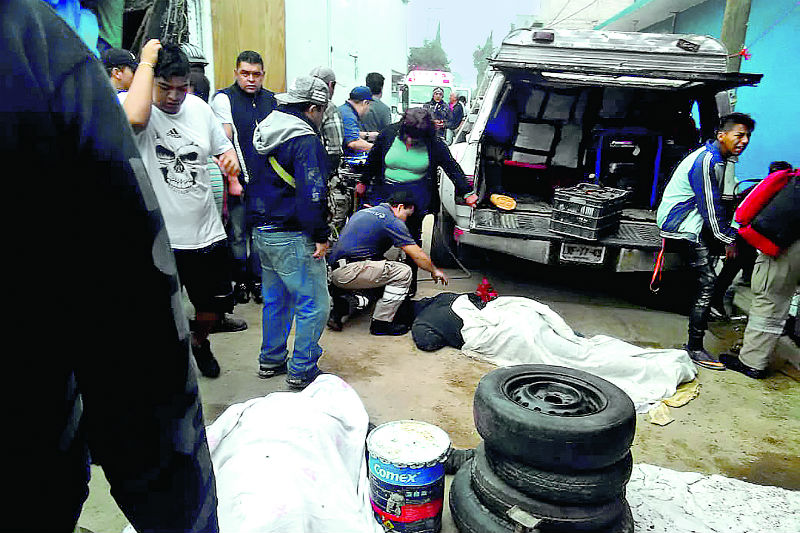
[309,66,336,84]
[276,76,329,106]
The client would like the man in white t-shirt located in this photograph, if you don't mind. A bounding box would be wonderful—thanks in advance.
[120,41,241,378]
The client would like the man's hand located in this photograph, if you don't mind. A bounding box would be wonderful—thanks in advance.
[313,242,329,259]
[140,39,162,66]
[464,193,478,208]
[215,150,240,179]
[432,268,449,285]
[227,179,243,197]
[725,243,738,260]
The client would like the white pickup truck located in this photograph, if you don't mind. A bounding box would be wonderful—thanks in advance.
[433,28,761,272]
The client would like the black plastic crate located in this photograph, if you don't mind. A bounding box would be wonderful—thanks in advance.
[549,217,619,241]
[552,183,629,219]
[550,208,619,230]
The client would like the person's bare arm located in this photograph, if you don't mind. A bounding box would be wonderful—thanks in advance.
[222,123,233,140]
[347,138,373,152]
[401,244,448,285]
[213,148,242,196]
[121,39,161,133]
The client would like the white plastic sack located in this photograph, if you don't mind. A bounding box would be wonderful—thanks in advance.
[453,296,697,412]
[629,464,800,533]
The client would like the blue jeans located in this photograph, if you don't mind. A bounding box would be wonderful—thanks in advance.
[227,194,261,285]
[252,229,329,379]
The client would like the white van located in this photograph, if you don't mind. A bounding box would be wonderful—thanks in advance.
[434,28,761,272]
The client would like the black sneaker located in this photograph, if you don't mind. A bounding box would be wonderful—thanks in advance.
[285,368,323,390]
[210,313,248,333]
[720,353,768,379]
[234,282,250,304]
[370,319,410,336]
[683,345,725,370]
[327,313,344,331]
[251,282,263,304]
[258,361,287,379]
[193,340,221,378]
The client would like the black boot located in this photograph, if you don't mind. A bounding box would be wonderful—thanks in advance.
[370,319,410,336]
[234,282,250,304]
[250,282,263,304]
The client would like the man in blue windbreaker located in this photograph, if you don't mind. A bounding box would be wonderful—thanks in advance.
[656,112,755,370]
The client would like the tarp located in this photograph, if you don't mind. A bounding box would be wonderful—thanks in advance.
[628,463,800,533]
[452,295,697,412]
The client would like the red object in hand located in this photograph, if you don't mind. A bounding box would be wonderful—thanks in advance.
[476,277,498,303]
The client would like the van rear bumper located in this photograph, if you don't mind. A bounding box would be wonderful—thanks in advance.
[459,210,676,272]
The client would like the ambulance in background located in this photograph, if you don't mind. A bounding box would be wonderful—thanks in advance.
[399,69,455,112]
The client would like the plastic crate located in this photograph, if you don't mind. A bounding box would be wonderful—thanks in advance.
[549,217,619,241]
[552,183,629,219]
[550,208,619,230]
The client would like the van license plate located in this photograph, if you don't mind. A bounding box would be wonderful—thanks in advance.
[560,243,605,264]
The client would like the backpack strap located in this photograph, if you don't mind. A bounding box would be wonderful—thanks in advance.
[269,156,296,188]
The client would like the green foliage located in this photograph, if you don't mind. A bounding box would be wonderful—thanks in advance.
[407,22,450,71]
[473,32,494,88]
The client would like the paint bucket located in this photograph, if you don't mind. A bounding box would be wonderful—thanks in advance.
[367,420,451,533]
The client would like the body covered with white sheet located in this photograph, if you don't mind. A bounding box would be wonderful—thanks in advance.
[452,295,696,412]
[205,375,382,533]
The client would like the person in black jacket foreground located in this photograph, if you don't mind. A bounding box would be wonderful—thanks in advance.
[356,108,477,295]
[721,168,799,378]
[2,0,218,530]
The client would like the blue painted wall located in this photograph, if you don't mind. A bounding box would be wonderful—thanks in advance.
[734,0,800,179]
[643,0,800,181]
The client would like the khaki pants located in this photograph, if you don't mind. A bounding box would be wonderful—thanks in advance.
[330,260,412,322]
[740,239,800,370]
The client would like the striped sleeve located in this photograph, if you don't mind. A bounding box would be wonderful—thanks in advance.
[687,152,735,245]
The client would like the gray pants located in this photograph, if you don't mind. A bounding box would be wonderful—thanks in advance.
[330,260,412,321]
[740,239,800,370]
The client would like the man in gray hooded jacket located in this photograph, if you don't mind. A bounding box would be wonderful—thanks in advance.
[247,76,331,389]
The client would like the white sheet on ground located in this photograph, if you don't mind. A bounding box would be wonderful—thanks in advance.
[122,377,798,533]
[204,375,383,533]
[452,295,697,412]
[628,463,800,533]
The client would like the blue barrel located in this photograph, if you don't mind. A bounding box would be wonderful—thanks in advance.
[367,420,451,533]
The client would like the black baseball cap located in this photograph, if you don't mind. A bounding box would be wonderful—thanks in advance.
[102,48,138,71]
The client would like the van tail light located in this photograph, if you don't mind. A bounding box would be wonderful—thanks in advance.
[454,227,465,242]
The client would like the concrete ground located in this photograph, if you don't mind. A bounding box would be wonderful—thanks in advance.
[78,222,800,532]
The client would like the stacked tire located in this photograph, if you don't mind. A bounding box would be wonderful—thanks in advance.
[450,365,636,533]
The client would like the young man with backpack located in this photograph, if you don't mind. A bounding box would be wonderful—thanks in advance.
[721,166,799,378]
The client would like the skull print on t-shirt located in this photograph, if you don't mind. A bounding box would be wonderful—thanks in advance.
[155,129,202,192]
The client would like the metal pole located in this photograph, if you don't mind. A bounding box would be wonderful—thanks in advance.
[721,0,753,72]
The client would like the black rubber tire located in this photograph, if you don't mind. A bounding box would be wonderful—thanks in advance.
[473,365,635,470]
[430,208,457,268]
[449,459,634,533]
[449,460,514,533]
[470,444,625,531]
[484,443,633,504]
